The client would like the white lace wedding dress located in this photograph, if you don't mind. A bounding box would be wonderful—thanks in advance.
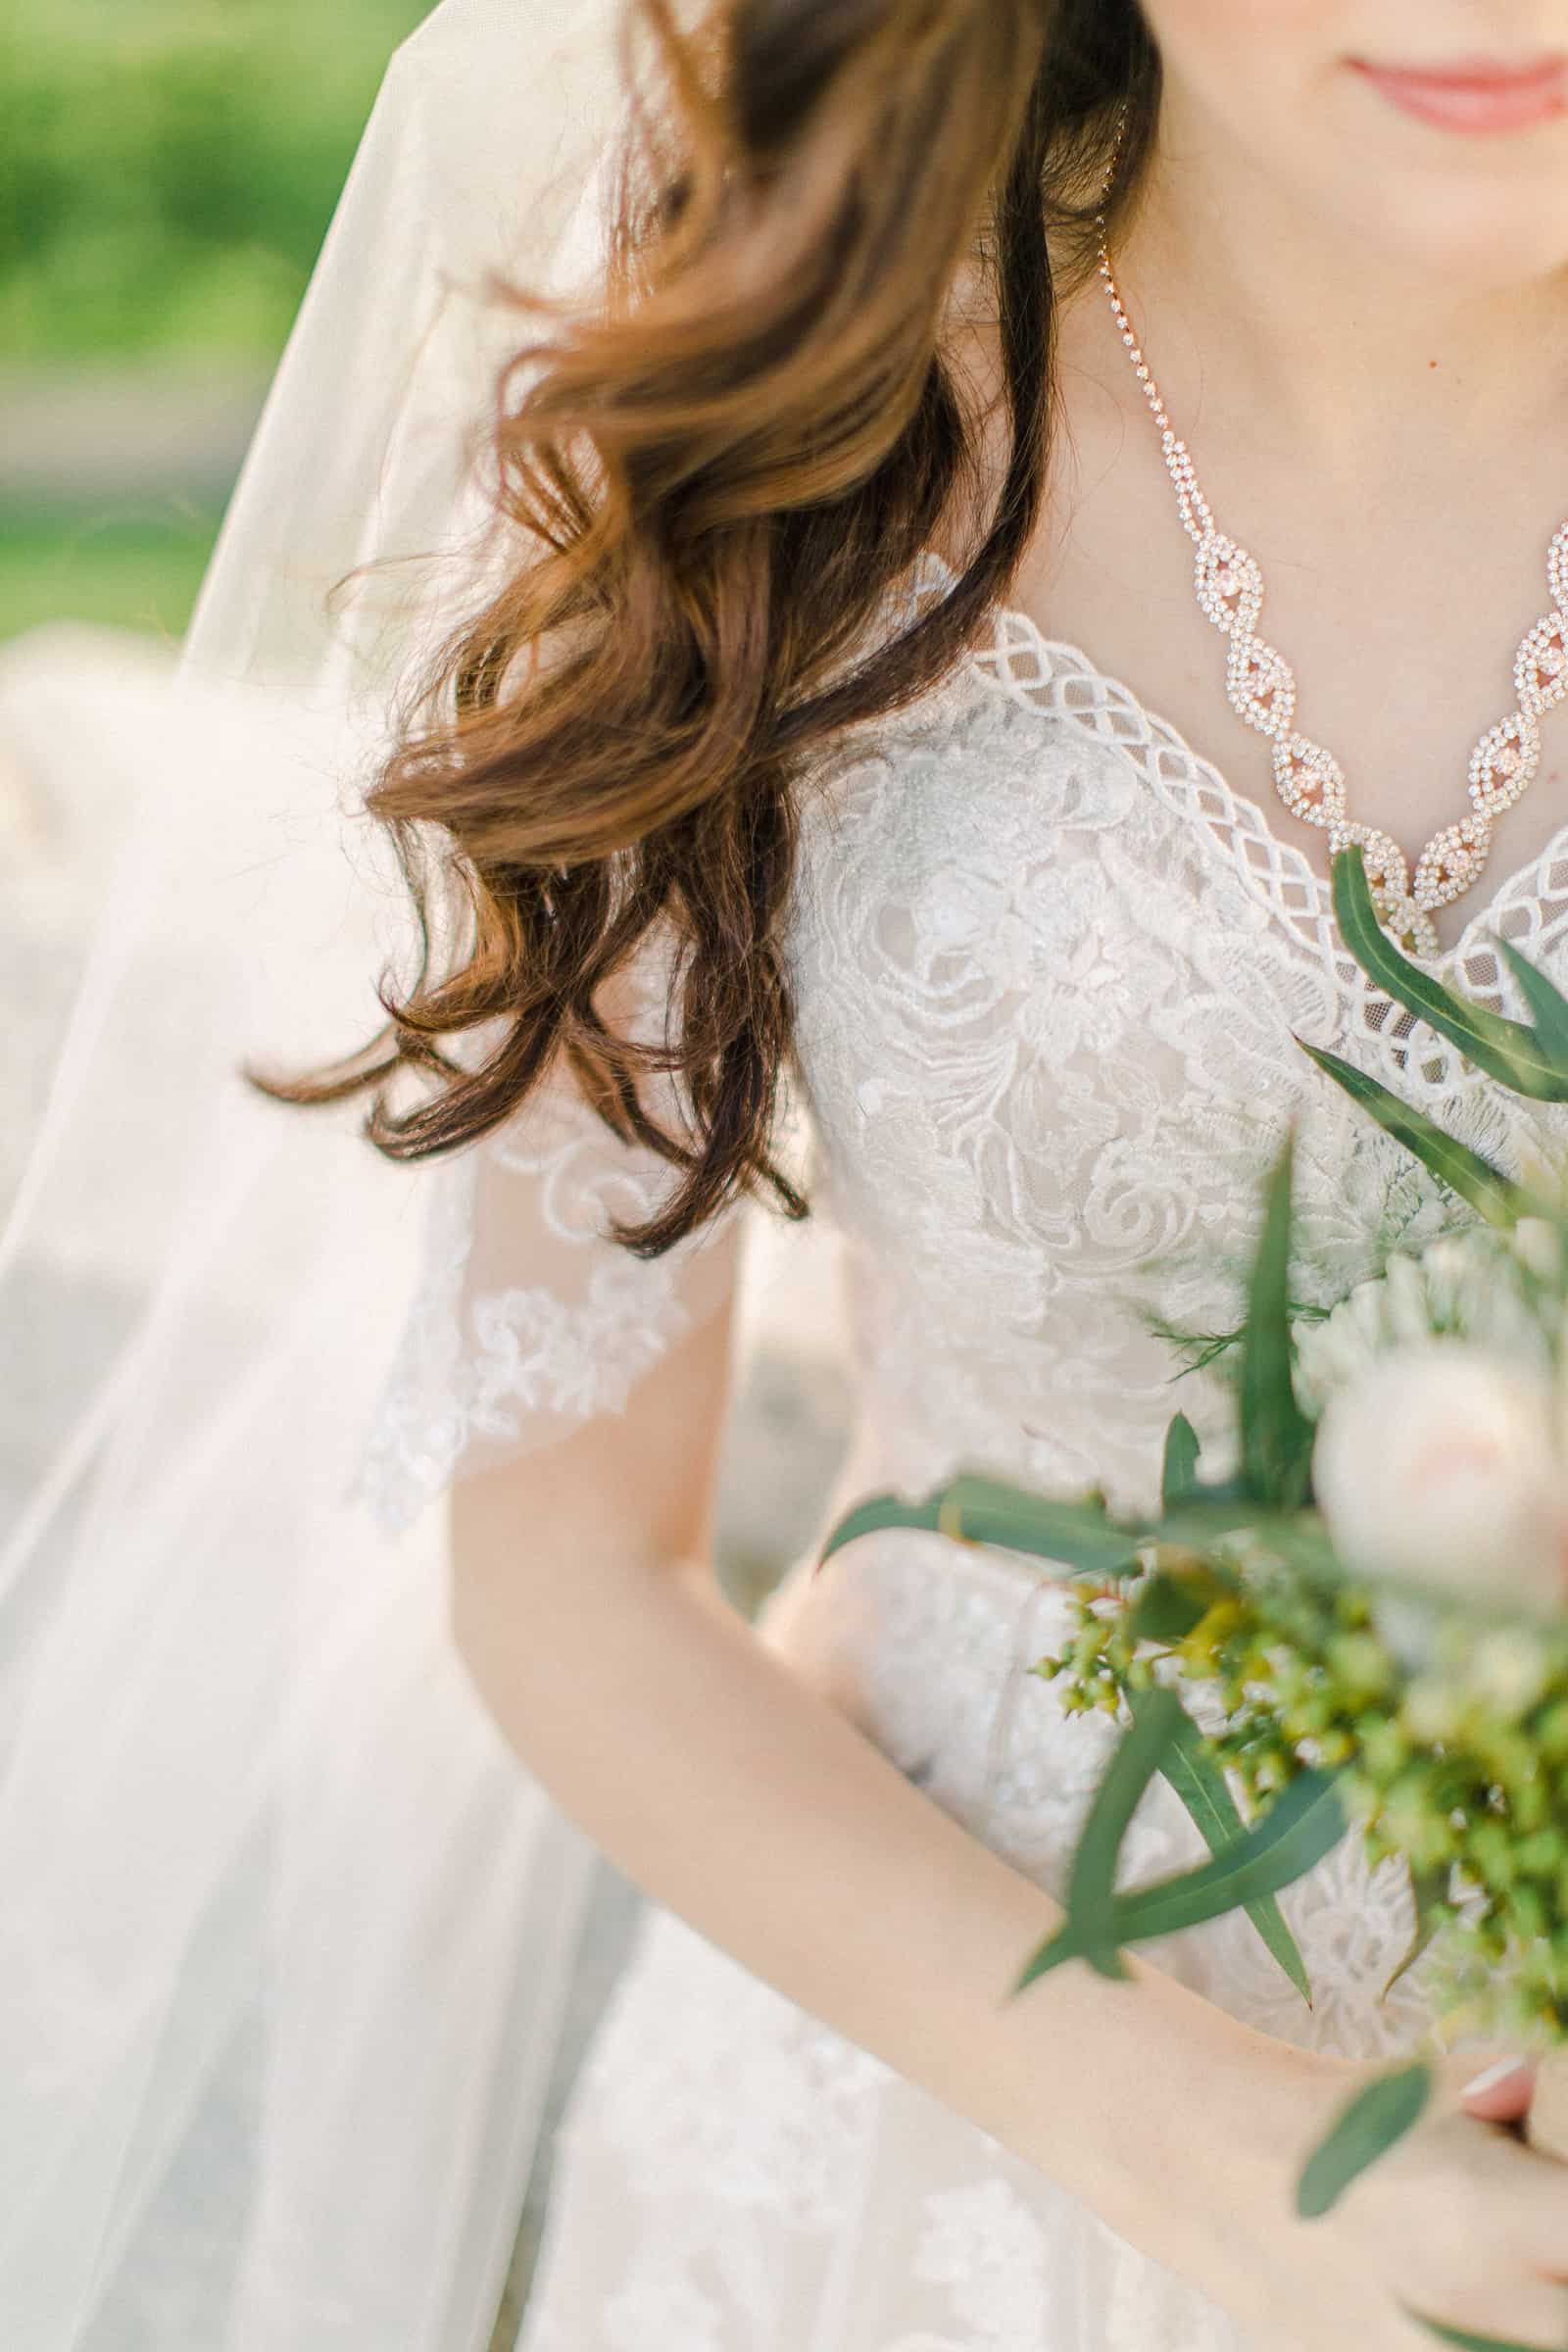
[355,545,1568,2352]
[21,11,1568,2346]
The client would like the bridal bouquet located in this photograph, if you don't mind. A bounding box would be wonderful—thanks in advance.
[820,848,1568,2347]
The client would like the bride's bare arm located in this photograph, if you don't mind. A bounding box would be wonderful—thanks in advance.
[450,1293,1568,2350]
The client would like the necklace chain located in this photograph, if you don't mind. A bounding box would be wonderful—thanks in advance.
[1094,122,1568,958]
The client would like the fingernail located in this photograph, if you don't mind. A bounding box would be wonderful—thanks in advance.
[1461,2055,1533,2099]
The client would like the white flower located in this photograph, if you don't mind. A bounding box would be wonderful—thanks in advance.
[1312,1341,1567,1614]
[1294,1232,1552,1418]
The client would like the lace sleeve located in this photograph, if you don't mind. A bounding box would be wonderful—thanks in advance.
[356,919,753,1536]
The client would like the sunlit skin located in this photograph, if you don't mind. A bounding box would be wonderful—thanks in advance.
[1007,5,1568,955]
[1138,2,1568,284]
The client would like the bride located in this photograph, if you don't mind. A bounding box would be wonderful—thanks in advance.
[8,0,1568,2345]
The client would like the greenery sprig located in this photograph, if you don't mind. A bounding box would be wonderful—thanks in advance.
[817,844,1568,2352]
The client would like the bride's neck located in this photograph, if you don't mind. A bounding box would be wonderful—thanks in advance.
[1104,88,1568,485]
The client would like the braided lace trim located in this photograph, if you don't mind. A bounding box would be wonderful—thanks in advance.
[918,550,1568,1100]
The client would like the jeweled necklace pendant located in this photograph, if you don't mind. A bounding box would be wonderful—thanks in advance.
[1093,197,1568,958]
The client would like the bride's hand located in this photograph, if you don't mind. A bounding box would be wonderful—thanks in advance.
[1218,2048,1568,2352]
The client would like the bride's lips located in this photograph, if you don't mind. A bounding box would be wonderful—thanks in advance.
[1349,52,1568,132]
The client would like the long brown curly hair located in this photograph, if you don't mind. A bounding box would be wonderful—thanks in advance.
[262,0,1160,1256]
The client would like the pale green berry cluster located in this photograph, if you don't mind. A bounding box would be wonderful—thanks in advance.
[1040,1546,1568,2041]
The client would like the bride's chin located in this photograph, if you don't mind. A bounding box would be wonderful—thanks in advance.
[1363,201,1568,297]
[1316,127,1568,294]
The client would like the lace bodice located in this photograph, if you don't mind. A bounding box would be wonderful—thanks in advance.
[785,552,1568,1515]
[364,543,1568,1932]
[374,548,1568,2352]
[363,547,1568,1532]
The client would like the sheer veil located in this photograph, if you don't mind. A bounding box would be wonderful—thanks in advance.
[0,5,740,2342]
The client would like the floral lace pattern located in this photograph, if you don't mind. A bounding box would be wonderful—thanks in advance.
[357,924,744,1532]
[354,1113,704,1532]
[783,556,1568,1522]
[384,550,1568,2350]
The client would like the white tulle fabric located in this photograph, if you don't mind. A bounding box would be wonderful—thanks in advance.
[10,0,1568,2344]
[0,5,744,2347]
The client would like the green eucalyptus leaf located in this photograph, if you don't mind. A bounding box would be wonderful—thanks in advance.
[1062,1686,1188,1984]
[930,1475,1144,1572]
[1108,1769,1348,1944]
[1299,1041,1526,1228]
[815,1476,1146,1578]
[1137,1689,1313,2009]
[1152,1499,1299,1551]
[1381,1868,1449,2002]
[1128,1572,1209,1643]
[1015,1770,1348,1993]
[1402,2311,1560,2352]
[1496,935,1568,1067]
[1160,1413,1201,1508]
[1333,846,1568,1100]
[815,1490,944,1570]
[1239,1137,1314,1508]
[1296,2061,1432,2219]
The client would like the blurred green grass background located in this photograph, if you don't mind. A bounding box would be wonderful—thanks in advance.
[0,498,217,643]
[1,0,432,640]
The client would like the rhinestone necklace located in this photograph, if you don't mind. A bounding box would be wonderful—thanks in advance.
[1093,185,1568,957]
